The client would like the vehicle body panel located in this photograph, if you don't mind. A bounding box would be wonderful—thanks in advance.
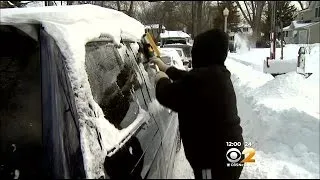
[1,19,180,180]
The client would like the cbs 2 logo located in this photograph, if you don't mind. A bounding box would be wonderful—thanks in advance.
[226,148,255,163]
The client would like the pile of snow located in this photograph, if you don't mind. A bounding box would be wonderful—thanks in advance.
[228,43,319,72]
[225,45,319,178]
[1,5,147,178]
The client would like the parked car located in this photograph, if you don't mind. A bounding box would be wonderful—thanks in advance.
[162,44,192,68]
[166,47,188,66]
[159,48,186,70]
[0,5,180,179]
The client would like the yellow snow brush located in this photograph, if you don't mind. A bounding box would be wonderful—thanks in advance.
[141,32,161,72]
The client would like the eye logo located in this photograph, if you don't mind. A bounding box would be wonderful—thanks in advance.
[226,148,242,163]
[226,147,256,164]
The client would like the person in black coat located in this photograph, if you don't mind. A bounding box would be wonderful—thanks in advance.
[151,29,244,179]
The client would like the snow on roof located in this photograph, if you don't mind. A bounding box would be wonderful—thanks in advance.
[1,5,146,179]
[160,30,191,38]
[145,24,166,29]
[0,4,145,43]
[283,21,319,31]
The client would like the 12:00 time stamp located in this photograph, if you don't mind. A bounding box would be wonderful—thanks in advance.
[226,141,252,147]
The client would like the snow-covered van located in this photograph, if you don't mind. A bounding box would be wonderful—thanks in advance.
[0,5,180,179]
[160,30,192,46]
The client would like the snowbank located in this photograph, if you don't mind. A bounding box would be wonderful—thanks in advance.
[228,43,319,73]
[1,5,146,178]
[225,52,319,178]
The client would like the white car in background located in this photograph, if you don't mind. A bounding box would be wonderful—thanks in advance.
[159,48,186,70]
[162,44,192,68]
[171,48,188,65]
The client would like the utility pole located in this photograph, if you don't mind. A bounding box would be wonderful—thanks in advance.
[280,21,284,60]
[270,1,277,60]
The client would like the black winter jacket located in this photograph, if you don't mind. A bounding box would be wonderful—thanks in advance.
[156,65,244,169]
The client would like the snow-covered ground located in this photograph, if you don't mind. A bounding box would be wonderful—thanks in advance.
[173,43,319,179]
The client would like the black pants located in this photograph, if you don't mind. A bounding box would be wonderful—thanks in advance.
[193,166,243,179]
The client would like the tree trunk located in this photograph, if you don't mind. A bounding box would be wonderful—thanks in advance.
[251,1,265,47]
[117,1,121,11]
[236,1,253,27]
[192,1,198,37]
[196,1,203,35]
[48,1,54,6]
[128,1,134,17]
[191,1,195,38]
[298,1,304,10]
[67,1,74,5]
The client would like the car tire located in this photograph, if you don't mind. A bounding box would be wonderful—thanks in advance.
[176,130,182,153]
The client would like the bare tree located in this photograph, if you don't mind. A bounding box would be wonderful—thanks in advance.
[128,1,134,16]
[45,1,55,6]
[67,1,74,5]
[236,1,266,47]
[1,1,31,8]
[297,1,312,10]
[196,1,204,35]
[116,1,121,10]
[297,1,305,10]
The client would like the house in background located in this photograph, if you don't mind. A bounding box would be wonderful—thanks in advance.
[237,23,253,36]
[283,1,320,44]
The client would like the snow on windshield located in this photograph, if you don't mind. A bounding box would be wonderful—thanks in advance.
[160,48,185,70]
[0,5,146,179]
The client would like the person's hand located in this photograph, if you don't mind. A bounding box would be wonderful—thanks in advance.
[150,56,170,72]
[155,71,169,84]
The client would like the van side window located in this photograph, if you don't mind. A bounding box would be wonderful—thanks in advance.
[85,41,141,130]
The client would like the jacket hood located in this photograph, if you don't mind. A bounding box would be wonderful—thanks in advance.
[191,29,229,68]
